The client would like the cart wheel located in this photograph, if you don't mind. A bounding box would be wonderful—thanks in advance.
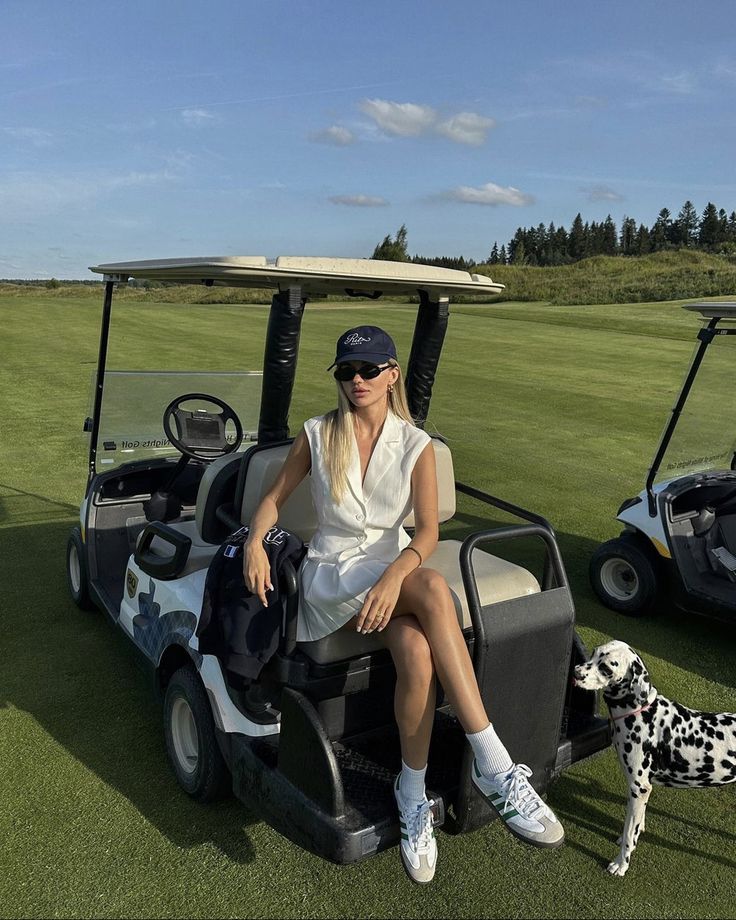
[66,527,94,610]
[589,536,657,616]
[163,666,230,802]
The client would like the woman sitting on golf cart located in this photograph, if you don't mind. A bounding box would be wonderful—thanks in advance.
[242,325,563,884]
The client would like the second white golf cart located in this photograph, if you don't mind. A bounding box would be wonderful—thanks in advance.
[590,302,736,622]
[68,256,610,863]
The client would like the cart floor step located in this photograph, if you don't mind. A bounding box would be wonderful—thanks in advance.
[710,545,736,580]
[333,709,464,824]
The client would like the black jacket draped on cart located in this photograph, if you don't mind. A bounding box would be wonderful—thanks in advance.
[198,525,306,679]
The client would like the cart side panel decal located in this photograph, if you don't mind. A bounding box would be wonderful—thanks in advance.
[133,578,198,664]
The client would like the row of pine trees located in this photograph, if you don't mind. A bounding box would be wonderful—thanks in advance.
[490,201,736,266]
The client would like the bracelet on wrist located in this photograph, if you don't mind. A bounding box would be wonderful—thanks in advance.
[401,545,423,568]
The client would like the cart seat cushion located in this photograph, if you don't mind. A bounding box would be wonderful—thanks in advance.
[240,444,318,541]
[297,620,385,662]
[195,452,244,544]
[238,436,456,542]
[195,435,456,546]
[297,538,540,663]
[403,437,456,527]
[433,539,541,629]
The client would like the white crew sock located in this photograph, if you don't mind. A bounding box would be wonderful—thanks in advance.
[466,722,513,777]
[398,760,428,807]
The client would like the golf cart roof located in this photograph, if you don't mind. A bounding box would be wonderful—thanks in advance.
[89,255,504,298]
[684,302,736,319]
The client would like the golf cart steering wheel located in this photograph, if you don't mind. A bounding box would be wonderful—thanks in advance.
[163,393,243,462]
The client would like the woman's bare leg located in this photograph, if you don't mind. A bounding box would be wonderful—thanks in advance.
[390,568,489,734]
[375,570,565,849]
[378,615,436,769]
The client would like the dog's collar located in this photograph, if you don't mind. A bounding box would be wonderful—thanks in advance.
[610,693,657,721]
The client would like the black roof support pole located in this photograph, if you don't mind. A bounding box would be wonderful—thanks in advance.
[87,279,115,485]
[645,316,719,516]
[258,286,306,444]
[405,290,449,428]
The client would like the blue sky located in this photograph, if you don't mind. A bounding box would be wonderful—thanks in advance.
[2,0,736,279]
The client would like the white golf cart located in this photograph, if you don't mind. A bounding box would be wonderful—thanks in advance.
[67,255,610,864]
[590,301,736,622]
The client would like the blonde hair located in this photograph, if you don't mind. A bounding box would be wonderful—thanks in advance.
[322,359,414,503]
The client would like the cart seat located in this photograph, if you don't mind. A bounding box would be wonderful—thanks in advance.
[193,437,540,665]
[298,539,541,663]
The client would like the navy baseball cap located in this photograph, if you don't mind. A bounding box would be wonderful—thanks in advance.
[327,325,397,369]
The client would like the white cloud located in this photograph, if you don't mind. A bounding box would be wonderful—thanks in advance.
[310,125,356,146]
[585,185,625,202]
[445,182,534,207]
[329,195,388,207]
[436,112,495,146]
[359,98,495,145]
[359,99,438,137]
[181,108,215,125]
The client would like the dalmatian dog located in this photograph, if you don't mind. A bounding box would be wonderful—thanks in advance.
[574,639,736,877]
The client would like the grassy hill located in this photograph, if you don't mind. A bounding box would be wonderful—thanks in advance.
[474,249,736,305]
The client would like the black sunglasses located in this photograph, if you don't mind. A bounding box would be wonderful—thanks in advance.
[333,362,391,382]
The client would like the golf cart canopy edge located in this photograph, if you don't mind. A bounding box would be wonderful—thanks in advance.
[89,256,505,298]
[684,302,736,319]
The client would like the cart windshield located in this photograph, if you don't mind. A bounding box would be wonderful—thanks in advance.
[655,327,736,482]
[89,371,262,472]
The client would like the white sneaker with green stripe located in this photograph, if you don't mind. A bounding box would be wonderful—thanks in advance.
[393,775,438,884]
[471,760,564,848]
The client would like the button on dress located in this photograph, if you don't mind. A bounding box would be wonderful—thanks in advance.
[296,410,432,641]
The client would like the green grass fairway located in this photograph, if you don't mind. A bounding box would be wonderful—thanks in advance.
[2,292,736,919]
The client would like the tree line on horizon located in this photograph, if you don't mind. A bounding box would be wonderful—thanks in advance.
[493,200,736,266]
[373,201,736,270]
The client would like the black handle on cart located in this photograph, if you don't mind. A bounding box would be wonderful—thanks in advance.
[134,521,192,579]
[459,524,570,677]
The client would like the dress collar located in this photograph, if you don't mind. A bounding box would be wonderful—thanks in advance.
[346,410,403,506]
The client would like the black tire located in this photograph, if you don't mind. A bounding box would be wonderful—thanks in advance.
[589,535,658,616]
[66,527,94,610]
[163,666,230,802]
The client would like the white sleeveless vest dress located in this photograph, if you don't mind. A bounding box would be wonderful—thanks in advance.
[296,410,432,642]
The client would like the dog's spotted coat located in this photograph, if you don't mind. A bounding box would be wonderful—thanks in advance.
[574,640,736,876]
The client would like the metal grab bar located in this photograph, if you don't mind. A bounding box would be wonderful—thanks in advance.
[454,481,557,589]
[455,480,554,531]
